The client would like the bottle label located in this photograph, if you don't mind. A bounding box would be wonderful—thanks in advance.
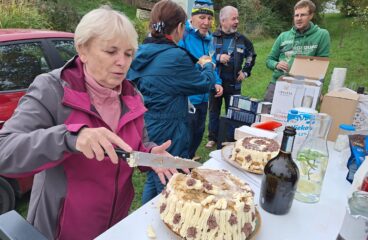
[281,135,295,153]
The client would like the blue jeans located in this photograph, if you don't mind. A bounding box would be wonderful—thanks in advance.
[188,102,208,158]
[142,170,165,204]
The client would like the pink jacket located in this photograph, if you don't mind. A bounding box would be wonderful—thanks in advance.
[0,56,153,239]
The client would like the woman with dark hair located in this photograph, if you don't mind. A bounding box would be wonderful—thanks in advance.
[128,0,216,204]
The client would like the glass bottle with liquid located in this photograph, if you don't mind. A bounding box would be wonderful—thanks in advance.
[259,126,299,215]
[294,113,332,203]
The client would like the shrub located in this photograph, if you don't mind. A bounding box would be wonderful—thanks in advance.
[215,0,330,37]
[236,0,287,38]
[133,18,149,43]
[36,1,81,32]
[0,1,50,29]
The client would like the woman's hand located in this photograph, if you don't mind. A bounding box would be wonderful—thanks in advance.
[151,140,190,184]
[76,127,132,164]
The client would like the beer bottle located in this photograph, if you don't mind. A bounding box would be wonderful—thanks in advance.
[259,126,299,215]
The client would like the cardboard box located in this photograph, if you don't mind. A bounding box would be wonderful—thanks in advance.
[287,108,317,156]
[271,56,330,121]
[320,88,359,141]
[234,125,278,140]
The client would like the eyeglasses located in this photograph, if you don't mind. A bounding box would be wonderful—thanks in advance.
[294,13,309,18]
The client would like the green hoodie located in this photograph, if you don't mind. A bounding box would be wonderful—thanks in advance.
[266,22,330,83]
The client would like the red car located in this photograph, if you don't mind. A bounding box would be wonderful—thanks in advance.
[0,29,76,214]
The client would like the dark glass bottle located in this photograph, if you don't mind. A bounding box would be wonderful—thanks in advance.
[259,126,299,215]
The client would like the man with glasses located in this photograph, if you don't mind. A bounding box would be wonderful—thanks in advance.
[264,0,330,102]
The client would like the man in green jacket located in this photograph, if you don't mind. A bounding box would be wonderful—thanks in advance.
[264,0,330,102]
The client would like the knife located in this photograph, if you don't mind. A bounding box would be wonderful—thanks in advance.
[109,148,202,169]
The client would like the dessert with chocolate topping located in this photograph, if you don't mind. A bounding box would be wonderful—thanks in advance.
[159,169,257,239]
[230,137,280,174]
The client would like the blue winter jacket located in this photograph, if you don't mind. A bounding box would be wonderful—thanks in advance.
[178,21,222,105]
[128,39,216,157]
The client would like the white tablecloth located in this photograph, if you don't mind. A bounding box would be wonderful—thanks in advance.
[96,142,351,240]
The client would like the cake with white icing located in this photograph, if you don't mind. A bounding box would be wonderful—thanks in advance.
[230,137,280,174]
[159,169,257,239]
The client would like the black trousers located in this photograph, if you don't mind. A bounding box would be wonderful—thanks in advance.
[208,85,240,142]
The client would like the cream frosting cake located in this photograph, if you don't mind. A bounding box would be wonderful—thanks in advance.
[230,137,280,174]
[159,169,257,240]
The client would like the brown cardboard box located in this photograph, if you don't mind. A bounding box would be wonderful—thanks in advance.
[271,56,330,122]
[289,56,330,80]
[320,89,359,141]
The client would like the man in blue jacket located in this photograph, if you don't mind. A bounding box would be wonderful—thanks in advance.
[206,5,256,148]
[179,0,223,159]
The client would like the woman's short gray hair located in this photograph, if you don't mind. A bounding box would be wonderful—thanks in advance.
[219,6,237,22]
[74,6,138,51]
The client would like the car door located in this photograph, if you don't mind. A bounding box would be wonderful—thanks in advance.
[0,38,76,121]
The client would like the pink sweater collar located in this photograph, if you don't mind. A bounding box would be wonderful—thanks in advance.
[84,66,122,132]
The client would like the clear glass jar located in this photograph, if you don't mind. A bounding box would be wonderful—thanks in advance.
[336,191,368,240]
[334,124,355,152]
[294,113,332,203]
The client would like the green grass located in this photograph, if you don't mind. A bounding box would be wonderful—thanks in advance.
[15,13,368,217]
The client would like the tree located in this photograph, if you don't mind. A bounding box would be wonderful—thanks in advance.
[338,0,368,28]
[214,0,330,37]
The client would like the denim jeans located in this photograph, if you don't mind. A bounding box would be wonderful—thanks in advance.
[141,170,165,204]
[187,102,208,158]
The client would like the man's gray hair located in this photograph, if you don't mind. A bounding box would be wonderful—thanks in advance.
[219,6,238,22]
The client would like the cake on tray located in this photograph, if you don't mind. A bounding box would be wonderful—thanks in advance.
[230,137,280,174]
[159,168,257,240]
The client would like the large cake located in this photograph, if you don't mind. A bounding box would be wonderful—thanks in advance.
[230,137,280,174]
[159,169,257,240]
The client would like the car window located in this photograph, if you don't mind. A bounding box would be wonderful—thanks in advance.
[52,40,76,63]
[0,42,51,91]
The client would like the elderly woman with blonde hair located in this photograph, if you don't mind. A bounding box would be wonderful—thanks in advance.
[0,6,178,240]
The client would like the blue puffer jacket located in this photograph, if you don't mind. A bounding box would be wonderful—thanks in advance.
[128,39,215,157]
[178,21,222,105]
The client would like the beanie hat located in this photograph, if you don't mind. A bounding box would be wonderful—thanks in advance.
[192,0,214,16]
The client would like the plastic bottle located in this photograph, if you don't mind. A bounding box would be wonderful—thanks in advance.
[334,124,356,152]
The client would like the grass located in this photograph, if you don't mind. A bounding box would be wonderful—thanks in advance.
[15,12,368,218]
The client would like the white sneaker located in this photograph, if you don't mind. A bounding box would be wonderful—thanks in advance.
[205,140,216,148]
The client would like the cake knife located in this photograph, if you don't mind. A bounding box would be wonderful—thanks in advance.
[110,148,202,169]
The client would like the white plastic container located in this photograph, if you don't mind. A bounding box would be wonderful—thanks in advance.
[334,124,355,152]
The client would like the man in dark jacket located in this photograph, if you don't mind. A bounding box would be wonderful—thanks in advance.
[206,5,256,148]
